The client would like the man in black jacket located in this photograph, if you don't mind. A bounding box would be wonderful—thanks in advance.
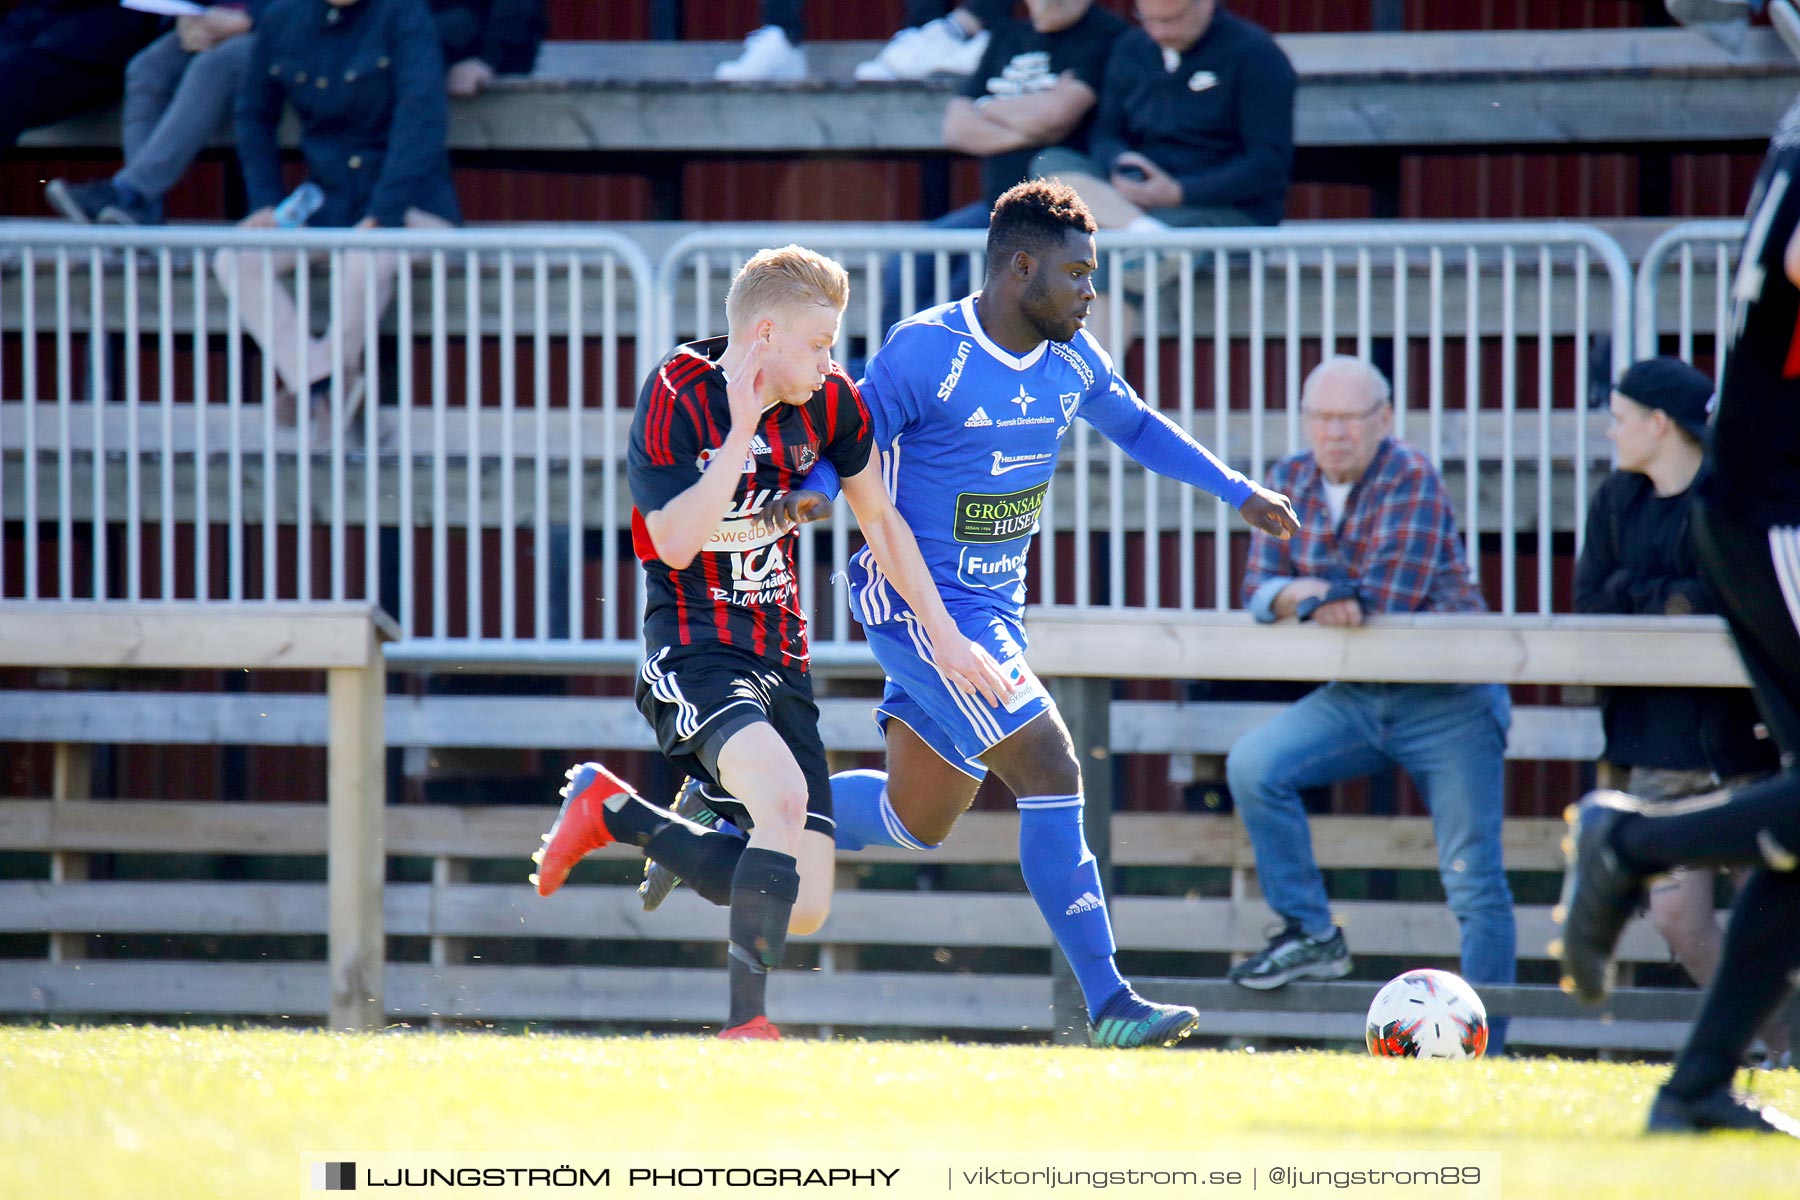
[1557,97,1800,1135]
[1030,0,1294,231]
[1575,356,1786,1063]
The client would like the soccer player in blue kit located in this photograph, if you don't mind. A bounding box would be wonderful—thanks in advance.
[826,178,1300,1046]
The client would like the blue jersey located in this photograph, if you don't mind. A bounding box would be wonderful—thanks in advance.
[848,295,1253,624]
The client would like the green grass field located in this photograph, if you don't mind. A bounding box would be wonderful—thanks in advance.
[3,1026,1796,1198]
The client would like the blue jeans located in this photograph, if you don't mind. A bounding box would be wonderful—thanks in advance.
[1226,682,1518,991]
[115,30,256,204]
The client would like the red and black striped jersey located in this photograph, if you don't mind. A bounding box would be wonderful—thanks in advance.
[627,337,874,670]
[1708,112,1800,526]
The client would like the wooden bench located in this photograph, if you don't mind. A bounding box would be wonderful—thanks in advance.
[0,601,395,1031]
[1,609,1782,1050]
[15,29,1799,156]
[0,799,1706,1048]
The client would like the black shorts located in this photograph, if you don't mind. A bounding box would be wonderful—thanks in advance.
[634,641,835,838]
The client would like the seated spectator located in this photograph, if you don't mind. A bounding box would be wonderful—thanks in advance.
[213,0,460,432]
[0,0,161,149]
[45,3,263,225]
[428,0,543,97]
[1576,356,1788,1065]
[1033,0,1294,232]
[1223,357,1516,1053]
[880,0,1126,337]
[715,1,1008,83]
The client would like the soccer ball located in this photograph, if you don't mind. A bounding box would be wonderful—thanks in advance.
[1365,969,1489,1059]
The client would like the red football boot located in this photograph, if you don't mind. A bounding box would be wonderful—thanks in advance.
[530,761,632,897]
[718,1015,782,1041]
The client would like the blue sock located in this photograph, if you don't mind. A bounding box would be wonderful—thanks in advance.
[1016,794,1127,1019]
[829,769,938,851]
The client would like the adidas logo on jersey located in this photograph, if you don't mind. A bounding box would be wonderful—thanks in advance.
[1065,891,1104,916]
[964,407,993,428]
[748,434,772,456]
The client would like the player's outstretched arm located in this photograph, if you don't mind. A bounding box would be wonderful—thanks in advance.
[642,340,768,569]
[838,463,1014,708]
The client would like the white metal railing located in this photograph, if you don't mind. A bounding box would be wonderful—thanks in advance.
[1634,219,1746,370]
[3,220,1636,667]
[664,222,1631,630]
[0,223,655,667]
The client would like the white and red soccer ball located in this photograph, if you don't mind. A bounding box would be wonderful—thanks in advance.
[1365,968,1489,1060]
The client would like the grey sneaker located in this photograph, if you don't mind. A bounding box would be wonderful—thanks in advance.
[1228,923,1352,990]
[637,777,722,911]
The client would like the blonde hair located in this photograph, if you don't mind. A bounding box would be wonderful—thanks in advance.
[725,244,849,332]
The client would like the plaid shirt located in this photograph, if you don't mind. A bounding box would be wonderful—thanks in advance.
[1242,436,1485,619]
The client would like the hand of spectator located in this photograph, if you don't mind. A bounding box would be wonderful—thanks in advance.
[1110,152,1182,211]
[1272,577,1331,620]
[239,207,278,229]
[354,217,379,230]
[1240,485,1299,540]
[176,14,218,52]
[201,5,253,41]
[1311,597,1365,628]
[446,58,496,98]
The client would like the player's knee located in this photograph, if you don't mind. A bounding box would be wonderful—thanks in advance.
[1003,734,1080,797]
[788,894,831,937]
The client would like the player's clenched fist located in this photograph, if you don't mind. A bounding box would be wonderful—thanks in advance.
[751,488,833,538]
[1239,485,1299,540]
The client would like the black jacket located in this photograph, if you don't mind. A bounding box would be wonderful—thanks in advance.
[1575,468,1777,776]
[238,0,460,227]
[1087,7,1294,225]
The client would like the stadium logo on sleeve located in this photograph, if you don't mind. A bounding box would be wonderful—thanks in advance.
[937,340,972,402]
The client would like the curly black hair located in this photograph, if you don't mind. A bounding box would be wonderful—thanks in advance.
[986,178,1097,277]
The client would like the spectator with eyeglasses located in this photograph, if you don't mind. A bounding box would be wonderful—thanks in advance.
[1221,356,1517,1054]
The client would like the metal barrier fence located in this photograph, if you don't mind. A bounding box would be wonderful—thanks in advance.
[1635,219,1747,368]
[0,224,656,667]
[3,221,1638,665]
[666,222,1631,627]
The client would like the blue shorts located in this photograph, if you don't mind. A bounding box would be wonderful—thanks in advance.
[863,606,1055,780]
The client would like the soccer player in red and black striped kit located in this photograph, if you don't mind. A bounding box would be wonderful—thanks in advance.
[1557,97,1800,1136]
[530,245,1009,1039]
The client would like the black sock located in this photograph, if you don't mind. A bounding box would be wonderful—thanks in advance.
[598,792,676,846]
[1613,771,1800,875]
[646,821,748,907]
[1664,868,1800,1100]
[725,846,800,1029]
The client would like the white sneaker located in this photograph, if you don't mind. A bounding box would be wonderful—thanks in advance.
[853,17,988,82]
[1772,0,1800,65]
[715,25,808,82]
